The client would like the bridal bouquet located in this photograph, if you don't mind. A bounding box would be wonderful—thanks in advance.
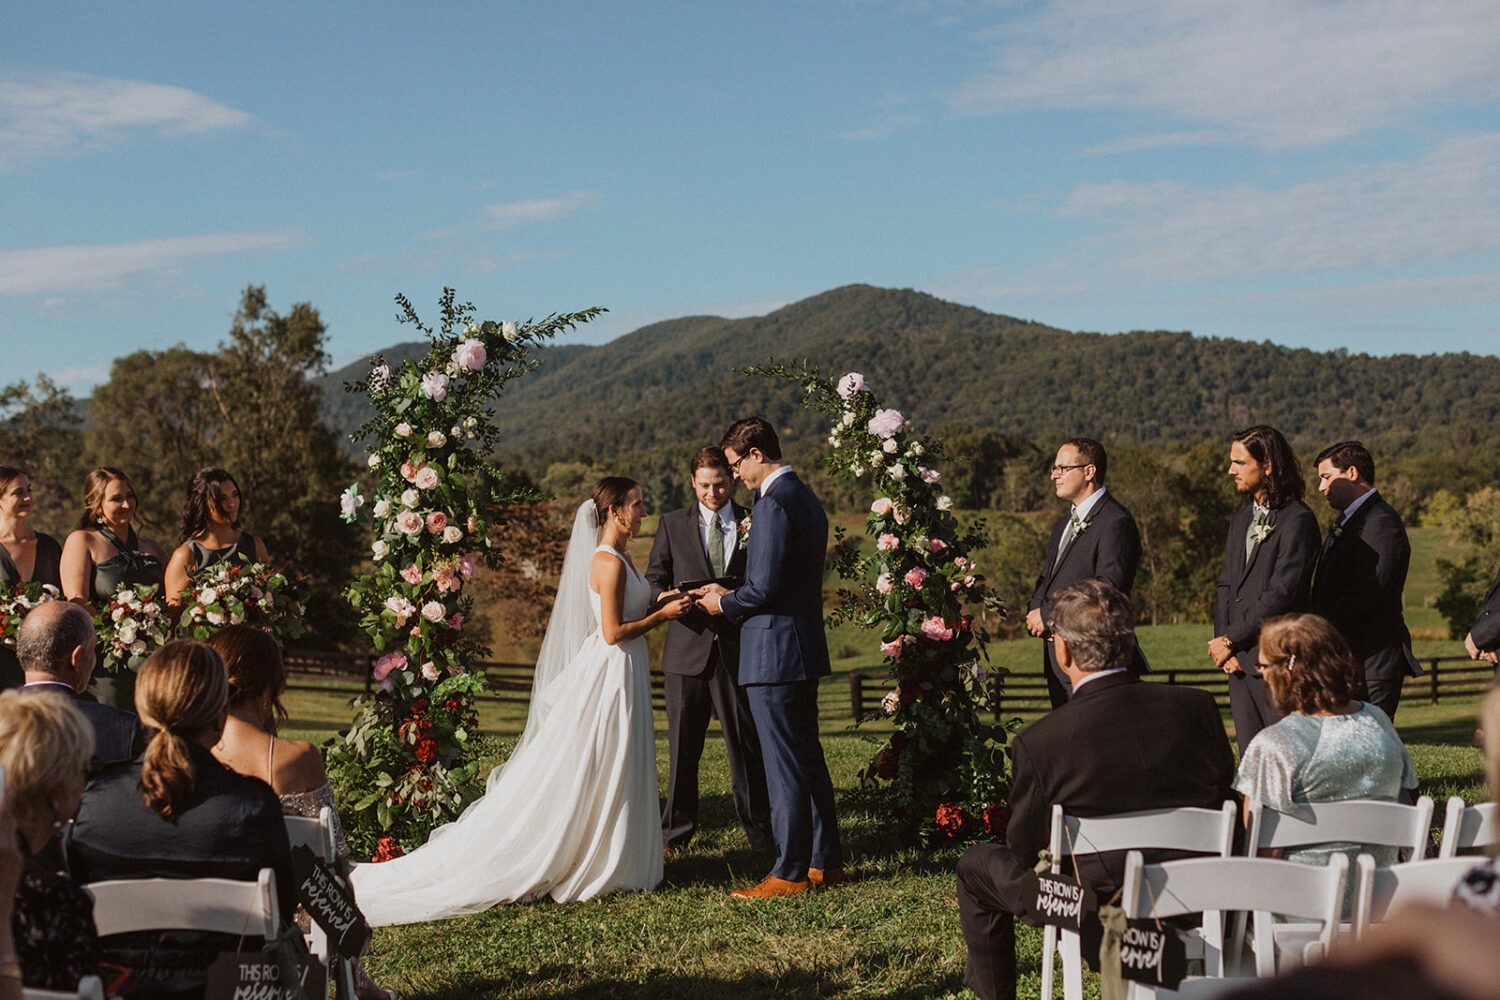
[176,561,308,643]
[0,581,61,647]
[94,583,173,674]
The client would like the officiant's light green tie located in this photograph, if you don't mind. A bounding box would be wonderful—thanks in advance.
[708,517,726,578]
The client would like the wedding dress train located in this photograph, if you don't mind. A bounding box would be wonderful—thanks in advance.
[351,505,663,925]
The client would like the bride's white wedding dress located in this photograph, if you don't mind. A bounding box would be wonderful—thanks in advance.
[351,504,663,925]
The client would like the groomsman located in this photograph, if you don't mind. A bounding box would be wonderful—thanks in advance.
[1025,437,1147,707]
[1308,441,1422,720]
[1464,568,1500,666]
[1210,425,1320,754]
[646,446,774,855]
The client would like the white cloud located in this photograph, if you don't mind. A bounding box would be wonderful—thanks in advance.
[479,191,603,232]
[0,229,306,295]
[949,0,1500,147]
[1057,133,1500,282]
[0,69,259,167]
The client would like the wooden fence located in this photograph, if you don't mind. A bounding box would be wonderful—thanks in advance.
[847,654,1497,725]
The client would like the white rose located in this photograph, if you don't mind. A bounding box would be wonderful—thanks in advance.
[910,442,925,457]
[395,422,412,438]
[889,464,906,481]
[869,450,884,467]
[464,416,478,430]
[828,435,840,447]
[502,321,520,341]
[372,540,389,561]
[197,587,218,606]
[882,438,898,454]
[367,453,381,468]
[373,499,392,518]
[129,639,147,655]
[207,610,225,625]
[450,425,463,437]
[118,623,137,645]
[402,489,419,508]
[937,495,953,510]
[852,464,866,477]
[442,525,463,544]
[427,430,446,448]
[841,411,855,428]
[421,601,446,622]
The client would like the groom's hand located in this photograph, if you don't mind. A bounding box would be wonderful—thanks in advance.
[695,583,730,616]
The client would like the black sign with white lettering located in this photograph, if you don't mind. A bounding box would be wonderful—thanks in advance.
[291,844,367,958]
[203,951,324,1000]
[1117,918,1188,989]
[1023,870,1096,930]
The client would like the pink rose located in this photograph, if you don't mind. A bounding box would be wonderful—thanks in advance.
[394,422,412,438]
[837,372,865,399]
[458,553,477,580]
[930,538,948,553]
[875,572,893,594]
[867,408,904,439]
[920,466,941,484]
[421,372,449,402]
[427,511,448,534]
[420,661,441,682]
[400,460,418,482]
[467,515,478,533]
[373,651,407,681]
[870,497,893,516]
[414,466,440,490]
[401,565,422,585]
[904,567,928,588]
[448,612,465,630]
[920,616,954,641]
[453,339,487,371]
[383,596,415,625]
[876,533,900,552]
[396,511,424,535]
[433,565,460,593]
[880,637,905,660]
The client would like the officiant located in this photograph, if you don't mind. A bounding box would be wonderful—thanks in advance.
[646,446,773,856]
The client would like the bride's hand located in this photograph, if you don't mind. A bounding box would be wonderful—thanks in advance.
[658,592,695,620]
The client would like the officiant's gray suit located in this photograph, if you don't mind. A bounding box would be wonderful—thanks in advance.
[647,501,773,851]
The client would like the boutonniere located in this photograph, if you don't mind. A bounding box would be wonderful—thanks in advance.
[1249,519,1274,544]
[737,514,752,550]
[1070,514,1089,536]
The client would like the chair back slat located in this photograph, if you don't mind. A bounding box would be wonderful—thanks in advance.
[87,869,278,940]
[1248,796,1434,859]
[1438,797,1497,858]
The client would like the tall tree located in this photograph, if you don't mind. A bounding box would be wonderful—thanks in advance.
[0,374,86,536]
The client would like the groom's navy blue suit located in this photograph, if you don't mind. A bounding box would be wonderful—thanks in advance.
[718,469,843,880]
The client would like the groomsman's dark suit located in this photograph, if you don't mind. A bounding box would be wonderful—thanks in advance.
[1029,490,1148,707]
[1308,492,1422,720]
[647,499,773,852]
[1469,568,1500,660]
[1215,499,1320,754]
[717,467,843,884]
[957,671,1236,1000]
[22,679,141,764]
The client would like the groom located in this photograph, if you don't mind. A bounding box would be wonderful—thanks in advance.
[699,416,844,899]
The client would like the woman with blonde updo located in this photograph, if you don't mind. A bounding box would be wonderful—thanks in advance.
[0,689,101,991]
[65,640,293,999]
[59,467,167,607]
[163,468,269,607]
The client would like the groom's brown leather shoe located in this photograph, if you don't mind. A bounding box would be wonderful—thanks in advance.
[730,875,809,899]
[808,867,847,887]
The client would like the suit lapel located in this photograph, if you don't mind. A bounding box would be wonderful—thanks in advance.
[680,507,713,580]
[726,502,749,578]
[1235,505,1259,585]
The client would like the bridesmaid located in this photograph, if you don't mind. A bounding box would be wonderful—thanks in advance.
[163,468,270,606]
[59,468,167,707]
[0,466,63,689]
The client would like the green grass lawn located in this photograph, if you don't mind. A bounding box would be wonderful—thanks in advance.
[282,675,1492,1000]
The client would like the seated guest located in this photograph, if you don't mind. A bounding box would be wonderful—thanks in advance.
[208,625,395,1000]
[957,579,1237,1000]
[0,688,101,991]
[1236,613,1417,879]
[0,791,25,1000]
[65,640,294,1000]
[18,601,140,764]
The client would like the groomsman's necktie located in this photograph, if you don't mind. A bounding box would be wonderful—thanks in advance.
[707,517,727,578]
[1245,507,1270,562]
[1052,511,1083,571]
[1322,514,1345,558]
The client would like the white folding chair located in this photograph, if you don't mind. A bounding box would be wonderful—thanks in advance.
[86,867,280,939]
[1438,797,1497,858]
[22,976,105,1000]
[285,807,356,1000]
[1351,854,1477,939]
[1120,851,1348,998]
[1039,802,1239,1000]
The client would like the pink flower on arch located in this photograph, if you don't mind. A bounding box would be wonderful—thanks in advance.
[373,651,407,681]
[458,553,477,580]
[870,497,893,516]
[433,565,460,593]
[453,340,487,371]
[876,533,900,552]
[400,565,422,586]
[904,567,928,588]
[413,466,440,490]
[920,616,954,642]
[837,372,865,399]
[930,538,948,553]
[867,408,904,439]
[426,511,448,534]
[396,511,424,536]
[875,572,894,595]
[880,637,905,660]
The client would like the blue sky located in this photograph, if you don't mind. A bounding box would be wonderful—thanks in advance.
[3,0,1498,397]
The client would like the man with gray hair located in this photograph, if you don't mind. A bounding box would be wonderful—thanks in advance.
[957,579,1235,1000]
[19,601,139,763]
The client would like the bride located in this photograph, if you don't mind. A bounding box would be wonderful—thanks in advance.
[351,477,694,924]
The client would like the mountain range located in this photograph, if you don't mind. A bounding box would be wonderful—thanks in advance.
[318,284,1500,463]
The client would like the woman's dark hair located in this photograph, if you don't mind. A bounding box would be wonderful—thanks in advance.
[1259,614,1360,715]
[135,639,229,821]
[721,416,782,462]
[0,466,28,506]
[207,624,289,731]
[591,477,639,527]
[178,467,241,543]
[78,467,140,530]
[1232,425,1305,509]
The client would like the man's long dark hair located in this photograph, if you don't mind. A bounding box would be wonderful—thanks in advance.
[1234,425,1305,510]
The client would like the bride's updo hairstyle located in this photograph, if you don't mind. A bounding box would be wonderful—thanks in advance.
[136,639,230,820]
[591,477,639,527]
[208,624,290,731]
[178,466,242,543]
[721,416,782,462]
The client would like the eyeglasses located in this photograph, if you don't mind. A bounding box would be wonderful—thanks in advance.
[728,451,752,474]
[1051,464,1089,476]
